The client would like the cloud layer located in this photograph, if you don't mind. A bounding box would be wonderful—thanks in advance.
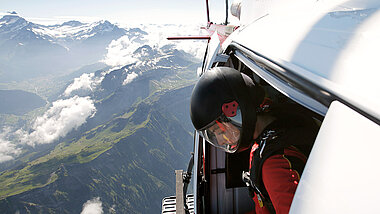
[103,24,207,67]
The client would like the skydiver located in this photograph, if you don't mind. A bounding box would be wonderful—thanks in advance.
[190,67,318,214]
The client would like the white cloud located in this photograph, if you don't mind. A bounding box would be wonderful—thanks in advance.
[81,197,103,214]
[0,96,96,162]
[19,96,96,146]
[103,24,207,67]
[141,24,207,59]
[123,71,138,85]
[140,24,207,59]
[0,127,22,163]
[64,73,102,96]
[0,140,20,163]
[175,40,207,59]
[102,36,142,67]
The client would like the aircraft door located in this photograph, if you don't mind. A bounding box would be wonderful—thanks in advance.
[290,101,380,213]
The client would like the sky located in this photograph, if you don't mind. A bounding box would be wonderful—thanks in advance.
[0,0,227,25]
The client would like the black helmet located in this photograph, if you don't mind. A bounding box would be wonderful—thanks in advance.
[190,67,264,153]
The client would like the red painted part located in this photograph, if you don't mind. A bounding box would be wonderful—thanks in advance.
[204,24,235,44]
[222,101,238,117]
[167,23,235,43]
[217,33,228,45]
[167,36,211,40]
[203,144,206,178]
[249,142,259,169]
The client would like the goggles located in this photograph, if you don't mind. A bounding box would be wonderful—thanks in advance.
[198,106,242,153]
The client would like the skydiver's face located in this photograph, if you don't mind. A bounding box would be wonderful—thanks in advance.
[207,120,240,147]
[198,112,242,153]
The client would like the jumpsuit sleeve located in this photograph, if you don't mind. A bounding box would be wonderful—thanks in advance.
[261,153,301,214]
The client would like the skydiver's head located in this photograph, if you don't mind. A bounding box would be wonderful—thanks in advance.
[190,67,264,153]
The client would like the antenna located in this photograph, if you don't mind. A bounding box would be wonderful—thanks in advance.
[206,0,210,24]
[225,0,229,25]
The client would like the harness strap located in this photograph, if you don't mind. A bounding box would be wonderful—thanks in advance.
[242,170,276,213]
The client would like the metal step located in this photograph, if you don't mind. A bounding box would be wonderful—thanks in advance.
[162,194,194,214]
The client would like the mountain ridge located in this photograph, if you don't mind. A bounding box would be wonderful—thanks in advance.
[0,14,138,82]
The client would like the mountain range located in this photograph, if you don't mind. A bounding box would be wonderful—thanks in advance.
[0,13,202,213]
[0,13,138,82]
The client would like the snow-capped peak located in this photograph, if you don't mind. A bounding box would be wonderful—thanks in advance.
[90,20,114,32]
[0,14,27,26]
[0,14,32,35]
[26,18,123,41]
[61,20,84,27]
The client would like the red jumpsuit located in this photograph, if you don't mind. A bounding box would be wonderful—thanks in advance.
[250,147,307,214]
[247,102,317,213]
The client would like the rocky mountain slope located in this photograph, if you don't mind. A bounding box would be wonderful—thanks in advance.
[0,85,194,213]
